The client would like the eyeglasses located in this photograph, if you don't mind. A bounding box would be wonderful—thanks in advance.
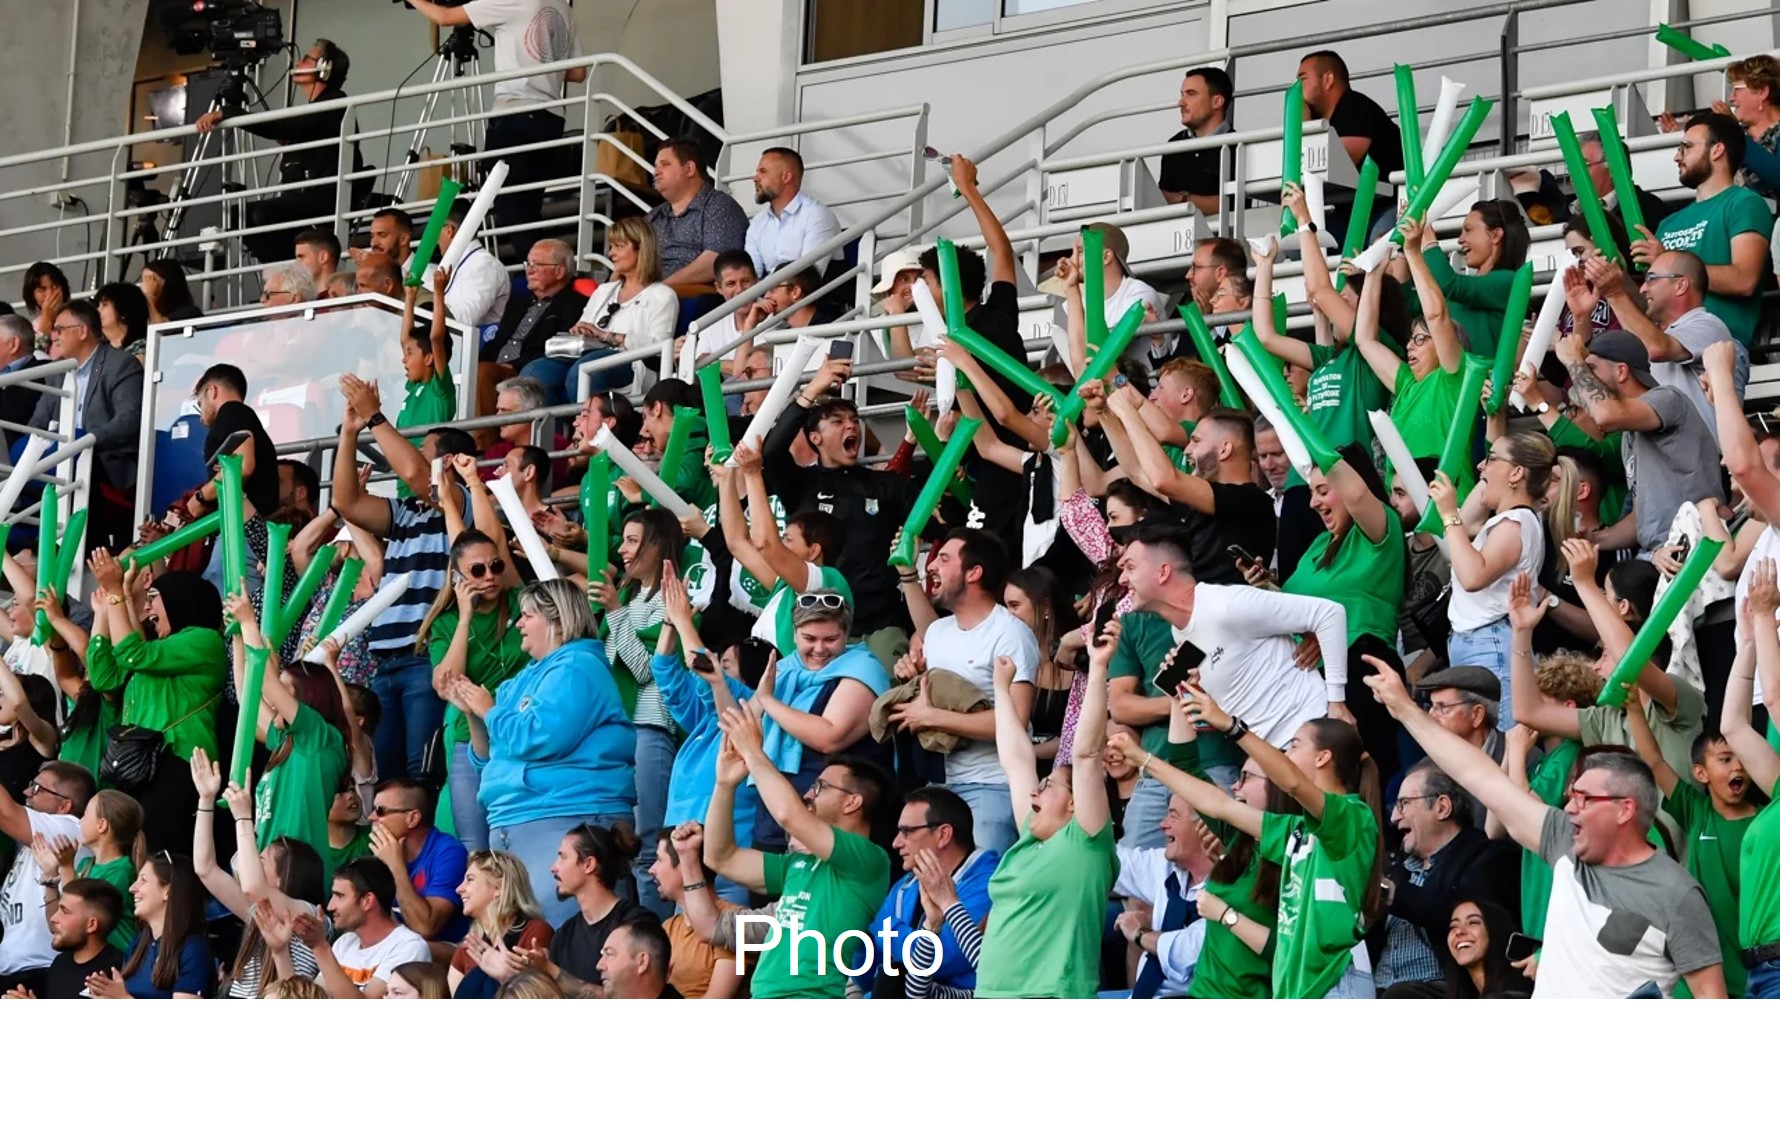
[1407,332,1432,347]
[1481,452,1515,467]
[1643,272,1685,283]
[894,823,939,837]
[1565,788,1627,809]
[25,780,68,801]
[795,592,847,611]
[1393,794,1440,811]
[808,776,858,799]
[50,321,82,335]
[1426,700,1477,715]
[462,558,507,579]
[261,288,296,302]
[1231,771,1264,789]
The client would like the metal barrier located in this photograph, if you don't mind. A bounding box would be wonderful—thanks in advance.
[0,357,96,598]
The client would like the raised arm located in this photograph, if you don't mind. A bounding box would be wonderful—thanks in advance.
[1724,611,1780,797]
[331,414,392,536]
[1180,680,1328,820]
[942,341,1051,452]
[1706,341,1780,524]
[1065,620,1119,836]
[1560,540,1678,717]
[701,716,767,894]
[1398,216,1464,373]
[189,748,252,920]
[1353,255,1408,389]
[1110,697,1263,838]
[342,373,432,504]
[1285,185,1354,341]
[992,654,1041,825]
[1366,655,1550,850]
[1507,572,1585,740]
[1252,243,1316,371]
[1106,384,1211,509]
[735,446,811,589]
[950,155,1015,288]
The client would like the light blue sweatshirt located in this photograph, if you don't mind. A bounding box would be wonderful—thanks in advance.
[471,639,637,827]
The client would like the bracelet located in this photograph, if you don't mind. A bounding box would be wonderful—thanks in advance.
[39,878,60,888]
[1137,752,1153,775]
[234,817,252,825]
[1442,514,1464,529]
[681,880,708,893]
[1222,716,1251,742]
[195,806,214,814]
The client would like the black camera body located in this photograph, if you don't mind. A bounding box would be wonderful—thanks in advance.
[160,0,285,65]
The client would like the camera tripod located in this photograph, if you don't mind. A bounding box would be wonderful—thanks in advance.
[390,26,493,203]
[161,65,270,282]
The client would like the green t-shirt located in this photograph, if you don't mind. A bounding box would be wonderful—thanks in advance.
[1160,419,1197,474]
[754,828,890,999]
[255,704,350,875]
[1665,783,1754,999]
[63,696,122,781]
[1574,677,1706,771]
[1258,793,1378,999]
[1289,341,1392,490]
[1186,848,1275,999]
[427,588,528,751]
[1418,257,1518,361]
[1108,610,1179,760]
[1520,740,1578,939]
[1390,354,1482,462]
[976,816,1119,998]
[395,366,456,499]
[1655,185,1774,345]
[1283,506,1406,648]
[330,826,372,875]
[77,855,139,954]
[1738,800,1780,950]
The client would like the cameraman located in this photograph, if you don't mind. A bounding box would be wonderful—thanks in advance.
[195,38,368,264]
[408,0,585,235]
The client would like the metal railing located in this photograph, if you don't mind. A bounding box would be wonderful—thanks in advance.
[0,357,96,597]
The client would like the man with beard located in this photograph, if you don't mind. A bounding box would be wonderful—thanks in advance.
[297,858,431,998]
[1633,111,1773,348]
[4,879,126,999]
[745,148,841,278]
[890,529,1039,855]
[535,823,651,997]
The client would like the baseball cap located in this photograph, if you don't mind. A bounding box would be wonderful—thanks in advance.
[1414,666,1501,703]
[1587,330,1655,386]
[871,247,925,295]
[1083,222,1131,272]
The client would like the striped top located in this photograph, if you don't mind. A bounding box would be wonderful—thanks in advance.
[368,498,451,654]
[604,586,672,732]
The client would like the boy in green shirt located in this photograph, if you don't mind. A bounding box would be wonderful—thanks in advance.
[703,706,891,1000]
[397,272,457,438]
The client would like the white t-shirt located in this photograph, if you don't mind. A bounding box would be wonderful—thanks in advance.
[1105,274,1164,330]
[462,0,578,112]
[921,605,1042,785]
[5,636,53,688]
[0,809,83,975]
[694,311,743,367]
[1447,507,1544,634]
[331,923,431,992]
[1172,583,1346,747]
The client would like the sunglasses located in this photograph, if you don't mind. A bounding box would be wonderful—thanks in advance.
[795,592,846,611]
[369,804,415,818]
[461,559,506,579]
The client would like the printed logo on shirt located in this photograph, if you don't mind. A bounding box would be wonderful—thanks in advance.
[864,498,879,516]
[1661,220,1708,251]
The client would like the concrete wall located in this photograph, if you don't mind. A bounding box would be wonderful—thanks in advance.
[0,0,149,289]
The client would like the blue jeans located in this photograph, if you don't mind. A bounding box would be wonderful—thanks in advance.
[948,782,1018,855]
[370,651,448,782]
[448,742,489,854]
[519,346,622,407]
[1323,960,1376,999]
[492,812,632,929]
[1448,617,1515,730]
[1123,765,1236,849]
[632,725,676,920]
[1748,958,1780,998]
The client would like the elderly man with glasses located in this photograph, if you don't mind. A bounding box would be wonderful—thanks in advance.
[477,238,584,418]
[0,762,96,994]
[1369,658,1726,999]
[28,299,143,552]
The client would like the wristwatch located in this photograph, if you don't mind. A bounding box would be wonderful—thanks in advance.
[366,411,388,429]
[1129,927,1151,949]
[1533,401,1551,415]
[1222,716,1251,742]
[1221,906,1240,928]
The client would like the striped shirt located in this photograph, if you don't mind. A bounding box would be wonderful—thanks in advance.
[369,498,450,654]
[228,927,322,998]
[604,587,672,732]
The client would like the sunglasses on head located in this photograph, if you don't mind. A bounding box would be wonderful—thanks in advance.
[461,558,506,579]
[796,592,846,610]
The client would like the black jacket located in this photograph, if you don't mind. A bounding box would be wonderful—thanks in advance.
[1387,826,1521,958]
[480,287,586,367]
[762,410,920,637]
[234,88,366,184]
[29,343,143,490]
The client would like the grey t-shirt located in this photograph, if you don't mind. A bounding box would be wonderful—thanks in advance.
[1533,807,1721,998]
[1620,385,1723,554]
[1653,307,1749,443]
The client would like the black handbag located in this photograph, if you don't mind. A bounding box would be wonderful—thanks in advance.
[99,695,220,793]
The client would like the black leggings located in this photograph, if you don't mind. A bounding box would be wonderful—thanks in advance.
[1346,634,1404,783]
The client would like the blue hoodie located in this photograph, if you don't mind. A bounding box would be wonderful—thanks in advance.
[856,847,1000,995]
[655,651,761,846]
[471,639,637,828]
[729,643,892,775]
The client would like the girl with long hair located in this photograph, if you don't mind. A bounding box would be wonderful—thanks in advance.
[89,852,211,998]
[1430,430,1560,729]
[139,258,202,324]
[224,591,350,864]
[592,507,685,918]
[421,526,526,853]
[1121,681,1385,999]
[190,748,328,998]
[94,281,150,358]
[522,216,677,400]
[1442,898,1529,998]
[35,788,148,955]
[388,960,452,999]
[450,849,554,998]
[1004,566,1076,763]
[1398,197,1532,360]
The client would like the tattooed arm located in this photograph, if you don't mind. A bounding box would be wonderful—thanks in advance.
[1556,334,1661,434]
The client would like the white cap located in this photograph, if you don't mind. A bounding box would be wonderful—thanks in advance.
[871,247,925,295]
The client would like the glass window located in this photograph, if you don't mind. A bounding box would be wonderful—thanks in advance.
[1001,0,1097,14]
[935,0,997,32]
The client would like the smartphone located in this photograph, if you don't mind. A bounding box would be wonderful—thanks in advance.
[1227,544,1259,567]
[1674,534,1692,564]
[690,652,714,674]
[1152,639,1206,699]
[205,429,253,467]
[1504,932,1542,963]
[829,339,855,362]
[1090,596,1119,647]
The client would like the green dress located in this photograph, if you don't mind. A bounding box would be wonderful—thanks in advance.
[87,628,226,763]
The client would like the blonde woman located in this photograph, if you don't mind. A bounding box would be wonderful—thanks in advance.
[449,850,554,998]
[521,216,678,401]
